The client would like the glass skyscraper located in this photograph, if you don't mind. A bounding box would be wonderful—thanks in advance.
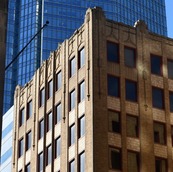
[4,0,167,113]
[0,106,13,172]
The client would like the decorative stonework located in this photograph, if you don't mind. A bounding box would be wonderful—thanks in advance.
[69,37,75,56]
[134,20,148,34]
[20,91,25,106]
[47,53,53,78]
[27,81,33,98]
[55,49,61,70]
[106,23,119,40]
[39,62,45,86]
[124,27,136,46]
[78,27,84,46]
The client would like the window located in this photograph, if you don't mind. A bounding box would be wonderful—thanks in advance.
[69,159,75,172]
[107,75,119,97]
[152,87,164,109]
[126,80,137,102]
[69,124,75,146]
[46,145,52,165]
[56,71,62,90]
[19,138,24,157]
[78,47,85,68]
[128,151,139,172]
[151,55,162,75]
[55,137,61,158]
[27,100,32,119]
[47,112,52,132]
[154,122,166,144]
[79,81,85,102]
[70,57,75,77]
[79,115,85,138]
[40,88,45,107]
[107,42,119,62]
[48,80,53,99]
[26,131,31,151]
[79,152,85,172]
[38,152,43,172]
[155,157,167,172]
[169,91,173,112]
[171,126,173,146]
[168,60,173,79]
[25,163,30,172]
[39,119,44,139]
[56,103,61,124]
[124,47,136,68]
[19,108,25,127]
[110,148,121,170]
[108,110,121,133]
[70,89,75,111]
[127,115,138,137]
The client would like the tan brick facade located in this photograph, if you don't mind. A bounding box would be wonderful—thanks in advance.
[12,7,173,172]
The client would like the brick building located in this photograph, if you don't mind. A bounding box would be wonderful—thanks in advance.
[12,7,173,172]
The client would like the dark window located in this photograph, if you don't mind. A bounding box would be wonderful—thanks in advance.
[78,48,85,68]
[39,119,44,139]
[70,89,75,111]
[56,71,62,91]
[151,55,162,75]
[19,138,24,157]
[26,131,31,151]
[25,163,30,172]
[40,88,45,107]
[56,103,61,124]
[154,122,166,144]
[128,151,139,172]
[79,152,85,172]
[27,100,32,119]
[171,126,173,146]
[155,157,167,172]
[108,110,120,133]
[126,80,137,102]
[79,115,85,138]
[127,115,138,137]
[79,81,85,102]
[70,57,75,77]
[46,145,52,165]
[55,137,61,158]
[69,124,75,146]
[38,152,43,172]
[107,42,119,62]
[48,80,53,99]
[110,148,121,170]
[19,108,25,127]
[152,87,164,109]
[168,60,173,79]
[169,91,173,112]
[47,112,52,132]
[107,75,119,97]
[69,159,75,172]
[125,47,136,68]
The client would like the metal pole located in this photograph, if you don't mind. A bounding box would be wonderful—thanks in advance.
[5,21,49,71]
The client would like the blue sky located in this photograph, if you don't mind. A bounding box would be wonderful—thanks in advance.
[166,0,173,38]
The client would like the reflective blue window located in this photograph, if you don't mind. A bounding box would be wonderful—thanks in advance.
[108,75,119,97]
[151,55,162,75]
[126,80,137,102]
[70,90,75,111]
[56,103,61,124]
[107,42,119,63]
[152,87,164,109]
